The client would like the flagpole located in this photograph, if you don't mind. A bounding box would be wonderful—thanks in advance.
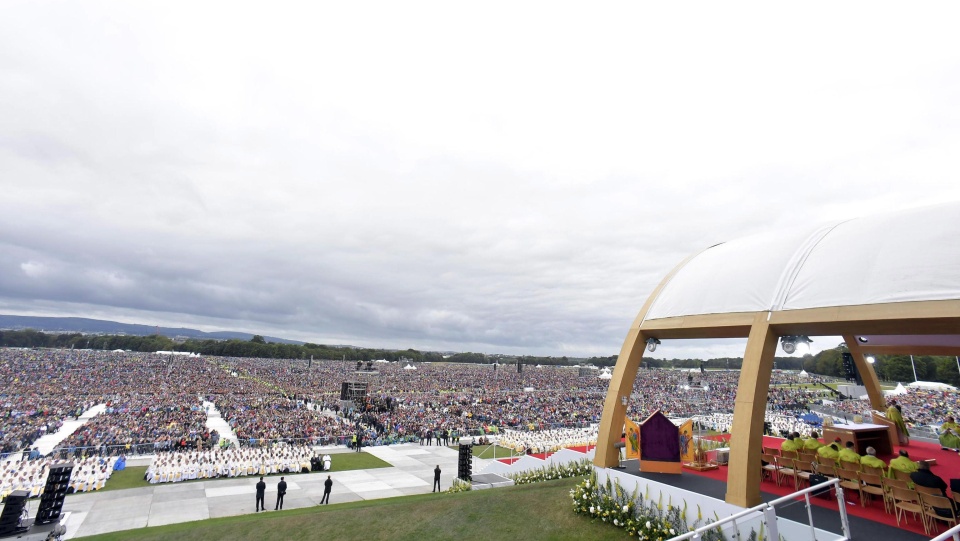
[911,355,918,382]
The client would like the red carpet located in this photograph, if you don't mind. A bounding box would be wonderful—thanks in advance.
[688,436,960,536]
[496,445,593,464]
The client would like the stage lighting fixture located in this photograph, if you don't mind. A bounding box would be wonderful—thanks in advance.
[866,356,876,364]
[780,336,812,354]
[645,337,661,352]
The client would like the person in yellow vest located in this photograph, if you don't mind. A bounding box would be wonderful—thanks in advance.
[780,434,801,453]
[803,431,823,451]
[860,446,887,470]
[939,416,960,450]
[887,449,918,478]
[886,399,910,445]
[838,441,861,465]
[817,442,840,461]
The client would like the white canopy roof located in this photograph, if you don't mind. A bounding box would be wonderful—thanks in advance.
[645,203,960,321]
[403,363,416,370]
[907,380,958,391]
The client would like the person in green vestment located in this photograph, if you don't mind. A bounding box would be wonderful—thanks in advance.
[803,431,823,451]
[939,416,960,450]
[817,443,840,461]
[860,446,887,470]
[886,399,910,445]
[887,449,918,479]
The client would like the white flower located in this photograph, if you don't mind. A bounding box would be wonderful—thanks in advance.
[670,529,676,534]
[614,519,619,526]
[623,505,629,512]
[590,506,595,513]
[646,521,651,529]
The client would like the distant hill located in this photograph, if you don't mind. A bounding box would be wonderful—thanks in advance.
[0,315,303,345]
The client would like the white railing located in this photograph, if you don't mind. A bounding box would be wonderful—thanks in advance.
[669,478,850,541]
[930,523,960,541]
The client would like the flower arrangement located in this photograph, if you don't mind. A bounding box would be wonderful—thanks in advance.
[571,471,684,539]
[447,478,472,493]
[570,472,771,541]
[508,459,594,485]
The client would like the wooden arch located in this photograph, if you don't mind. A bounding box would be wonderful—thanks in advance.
[595,295,960,507]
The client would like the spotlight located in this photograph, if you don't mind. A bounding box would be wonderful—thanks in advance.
[858,336,869,343]
[866,356,876,364]
[645,338,661,352]
[780,335,812,355]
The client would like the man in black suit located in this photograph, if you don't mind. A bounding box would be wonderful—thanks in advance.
[433,465,441,492]
[275,477,287,510]
[320,475,332,504]
[911,462,954,517]
[255,476,266,512]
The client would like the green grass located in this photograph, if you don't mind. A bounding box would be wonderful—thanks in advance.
[78,477,627,541]
[86,453,392,494]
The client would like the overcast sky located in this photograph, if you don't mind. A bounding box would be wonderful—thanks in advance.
[2,2,959,359]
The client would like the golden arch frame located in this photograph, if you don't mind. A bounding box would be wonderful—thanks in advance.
[594,261,960,507]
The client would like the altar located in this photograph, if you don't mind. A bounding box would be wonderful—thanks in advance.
[822,423,895,456]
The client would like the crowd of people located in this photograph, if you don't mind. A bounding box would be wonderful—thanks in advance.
[2,347,960,492]
[145,444,330,484]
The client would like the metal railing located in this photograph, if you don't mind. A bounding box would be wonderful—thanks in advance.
[669,478,850,541]
[931,522,960,541]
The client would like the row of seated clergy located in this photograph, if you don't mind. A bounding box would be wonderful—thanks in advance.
[145,447,331,484]
[1,456,117,499]
[782,432,925,482]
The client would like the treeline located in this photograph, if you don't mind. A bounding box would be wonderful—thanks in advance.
[2,329,957,386]
[801,347,960,386]
[0,329,445,364]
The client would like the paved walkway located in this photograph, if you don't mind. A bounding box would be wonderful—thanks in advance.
[202,400,239,448]
[41,443,491,539]
[34,403,106,456]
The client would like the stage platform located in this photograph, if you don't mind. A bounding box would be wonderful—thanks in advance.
[616,460,928,541]
[470,473,515,490]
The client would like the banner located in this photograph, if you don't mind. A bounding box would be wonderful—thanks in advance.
[679,419,695,463]
[625,417,641,460]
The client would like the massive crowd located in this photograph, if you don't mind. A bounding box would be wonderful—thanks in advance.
[2,347,958,466]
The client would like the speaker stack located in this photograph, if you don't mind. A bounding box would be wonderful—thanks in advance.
[34,462,74,525]
[457,441,473,481]
[0,489,29,537]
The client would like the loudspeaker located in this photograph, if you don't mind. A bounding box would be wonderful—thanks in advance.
[841,353,863,385]
[457,444,473,481]
[35,462,74,525]
[0,489,29,536]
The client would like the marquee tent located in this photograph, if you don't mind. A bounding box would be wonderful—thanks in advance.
[596,202,960,507]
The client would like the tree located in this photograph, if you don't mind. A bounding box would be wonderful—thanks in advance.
[250,335,266,344]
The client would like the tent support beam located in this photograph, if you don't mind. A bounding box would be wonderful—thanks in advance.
[725,314,777,507]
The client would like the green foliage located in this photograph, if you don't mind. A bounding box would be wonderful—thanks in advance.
[446,478,472,493]
[507,459,593,485]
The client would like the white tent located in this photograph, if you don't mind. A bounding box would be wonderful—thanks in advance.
[907,381,958,391]
[886,383,908,395]
[598,368,613,380]
[798,370,809,377]
[403,364,416,370]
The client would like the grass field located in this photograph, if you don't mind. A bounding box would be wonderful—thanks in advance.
[78,477,625,541]
[90,453,392,494]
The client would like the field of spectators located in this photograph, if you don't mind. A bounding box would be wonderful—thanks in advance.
[2,347,957,463]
